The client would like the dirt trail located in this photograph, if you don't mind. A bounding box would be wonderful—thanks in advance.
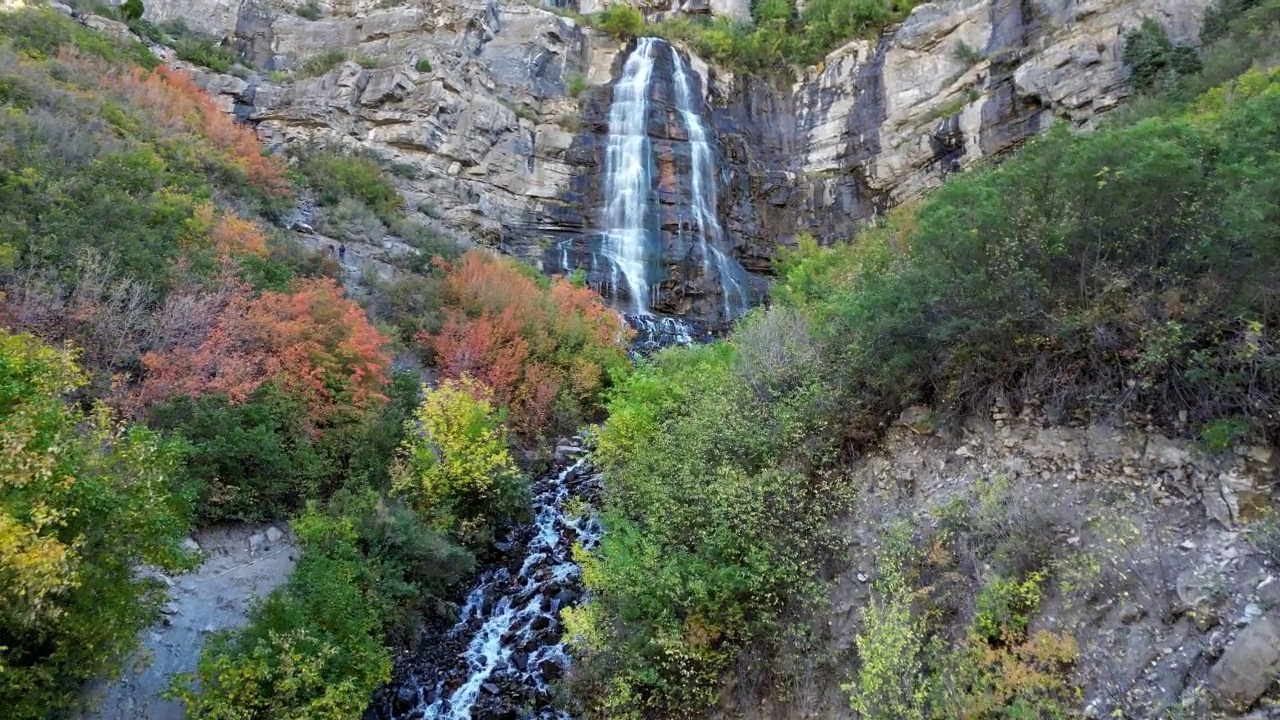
[76,523,297,720]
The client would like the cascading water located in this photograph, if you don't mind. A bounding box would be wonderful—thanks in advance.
[369,449,603,720]
[599,37,660,317]
[668,46,751,321]
[576,37,755,345]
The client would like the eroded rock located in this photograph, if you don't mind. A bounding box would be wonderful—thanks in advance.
[1208,614,1280,712]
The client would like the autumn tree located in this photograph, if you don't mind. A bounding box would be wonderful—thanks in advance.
[392,377,527,548]
[137,278,392,427]
[0,330,192,719]
[424,251,630,440]
[102,63,292,198]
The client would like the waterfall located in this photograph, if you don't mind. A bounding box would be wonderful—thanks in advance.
[668,46,751,321]
[600,37,660,316]
[591,37,753,330]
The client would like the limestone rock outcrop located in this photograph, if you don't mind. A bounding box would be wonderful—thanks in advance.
[1208,614,1280,712]
[709,0,1212,244]
[143,0,1211,323]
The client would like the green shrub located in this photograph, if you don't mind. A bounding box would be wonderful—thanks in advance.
[415,57,432,73]
[120,0,145,21]
[953,39,984,65]
[1201,0,1267,44]
[1198,416,1252,452]
[972,573,1045,643]
[651,0,920,72]
[1123,18,1202,91]
[0,331,193,720]
[844,529,928,720]
[295,48,348,78]
[387,216,461,269]
[295,146,403,222]
[147,387,331,523]
[0,6,158,67]
[417,198,443,218]
[778,68,1280,445]
[177,506,393,720]
[389,161,417,179]
[565,71,587,97]
[315,196,386,242]
[173,33,238,72]
[178,490,472,716]
[593,4,644,40]
[571,341,844,716]
[296,0,323,20]
[392,377,528,549]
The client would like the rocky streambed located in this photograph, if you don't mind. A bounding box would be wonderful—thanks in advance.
[368,442,603,720]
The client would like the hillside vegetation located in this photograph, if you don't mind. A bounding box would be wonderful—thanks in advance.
[580,0,922,72]
[566,1,1280,716]
[0,8,628,719]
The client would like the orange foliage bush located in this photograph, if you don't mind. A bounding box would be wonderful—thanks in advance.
[188,203,269,257]
[423,251,630,439]
[95,59,290,198]
[137,278,390,426]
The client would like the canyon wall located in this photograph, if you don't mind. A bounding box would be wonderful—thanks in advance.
[149,0,1210,320]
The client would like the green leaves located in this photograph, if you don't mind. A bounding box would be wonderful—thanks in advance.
[773,68,1280,444]
[392,377,528,549]
[573,340,844,715]
[0,331,192,718]
[1123,19,1202,91]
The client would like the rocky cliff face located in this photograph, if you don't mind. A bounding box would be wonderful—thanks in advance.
[152,0,1210,322]
[716,410,1280,719]
[709,0,1212,246]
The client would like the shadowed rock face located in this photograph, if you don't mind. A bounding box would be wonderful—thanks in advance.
[155,0,1210,324]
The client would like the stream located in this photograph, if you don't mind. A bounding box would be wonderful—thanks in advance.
[367,442,603,720]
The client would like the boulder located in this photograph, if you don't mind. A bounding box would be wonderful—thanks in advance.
[360,67,418,107]
[1205,471,1269,528]
[392,685,417,714]
[1208,614,1280,712]
[1144,434,1190,468]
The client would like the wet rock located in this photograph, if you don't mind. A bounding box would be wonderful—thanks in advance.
[392,686,417,714]
[1208,614,1280,712]
[539,658,563,681]
[482,682,501,695]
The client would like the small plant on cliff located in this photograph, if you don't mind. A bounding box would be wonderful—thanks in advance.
[1123,18,1202,91]
[120,0,144,21]
[565,71,587,97]
[953,39,984,66]
[415,57,432,73]
[296,0,323,20]
[592,4,644,41]
[295,48,348,78]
